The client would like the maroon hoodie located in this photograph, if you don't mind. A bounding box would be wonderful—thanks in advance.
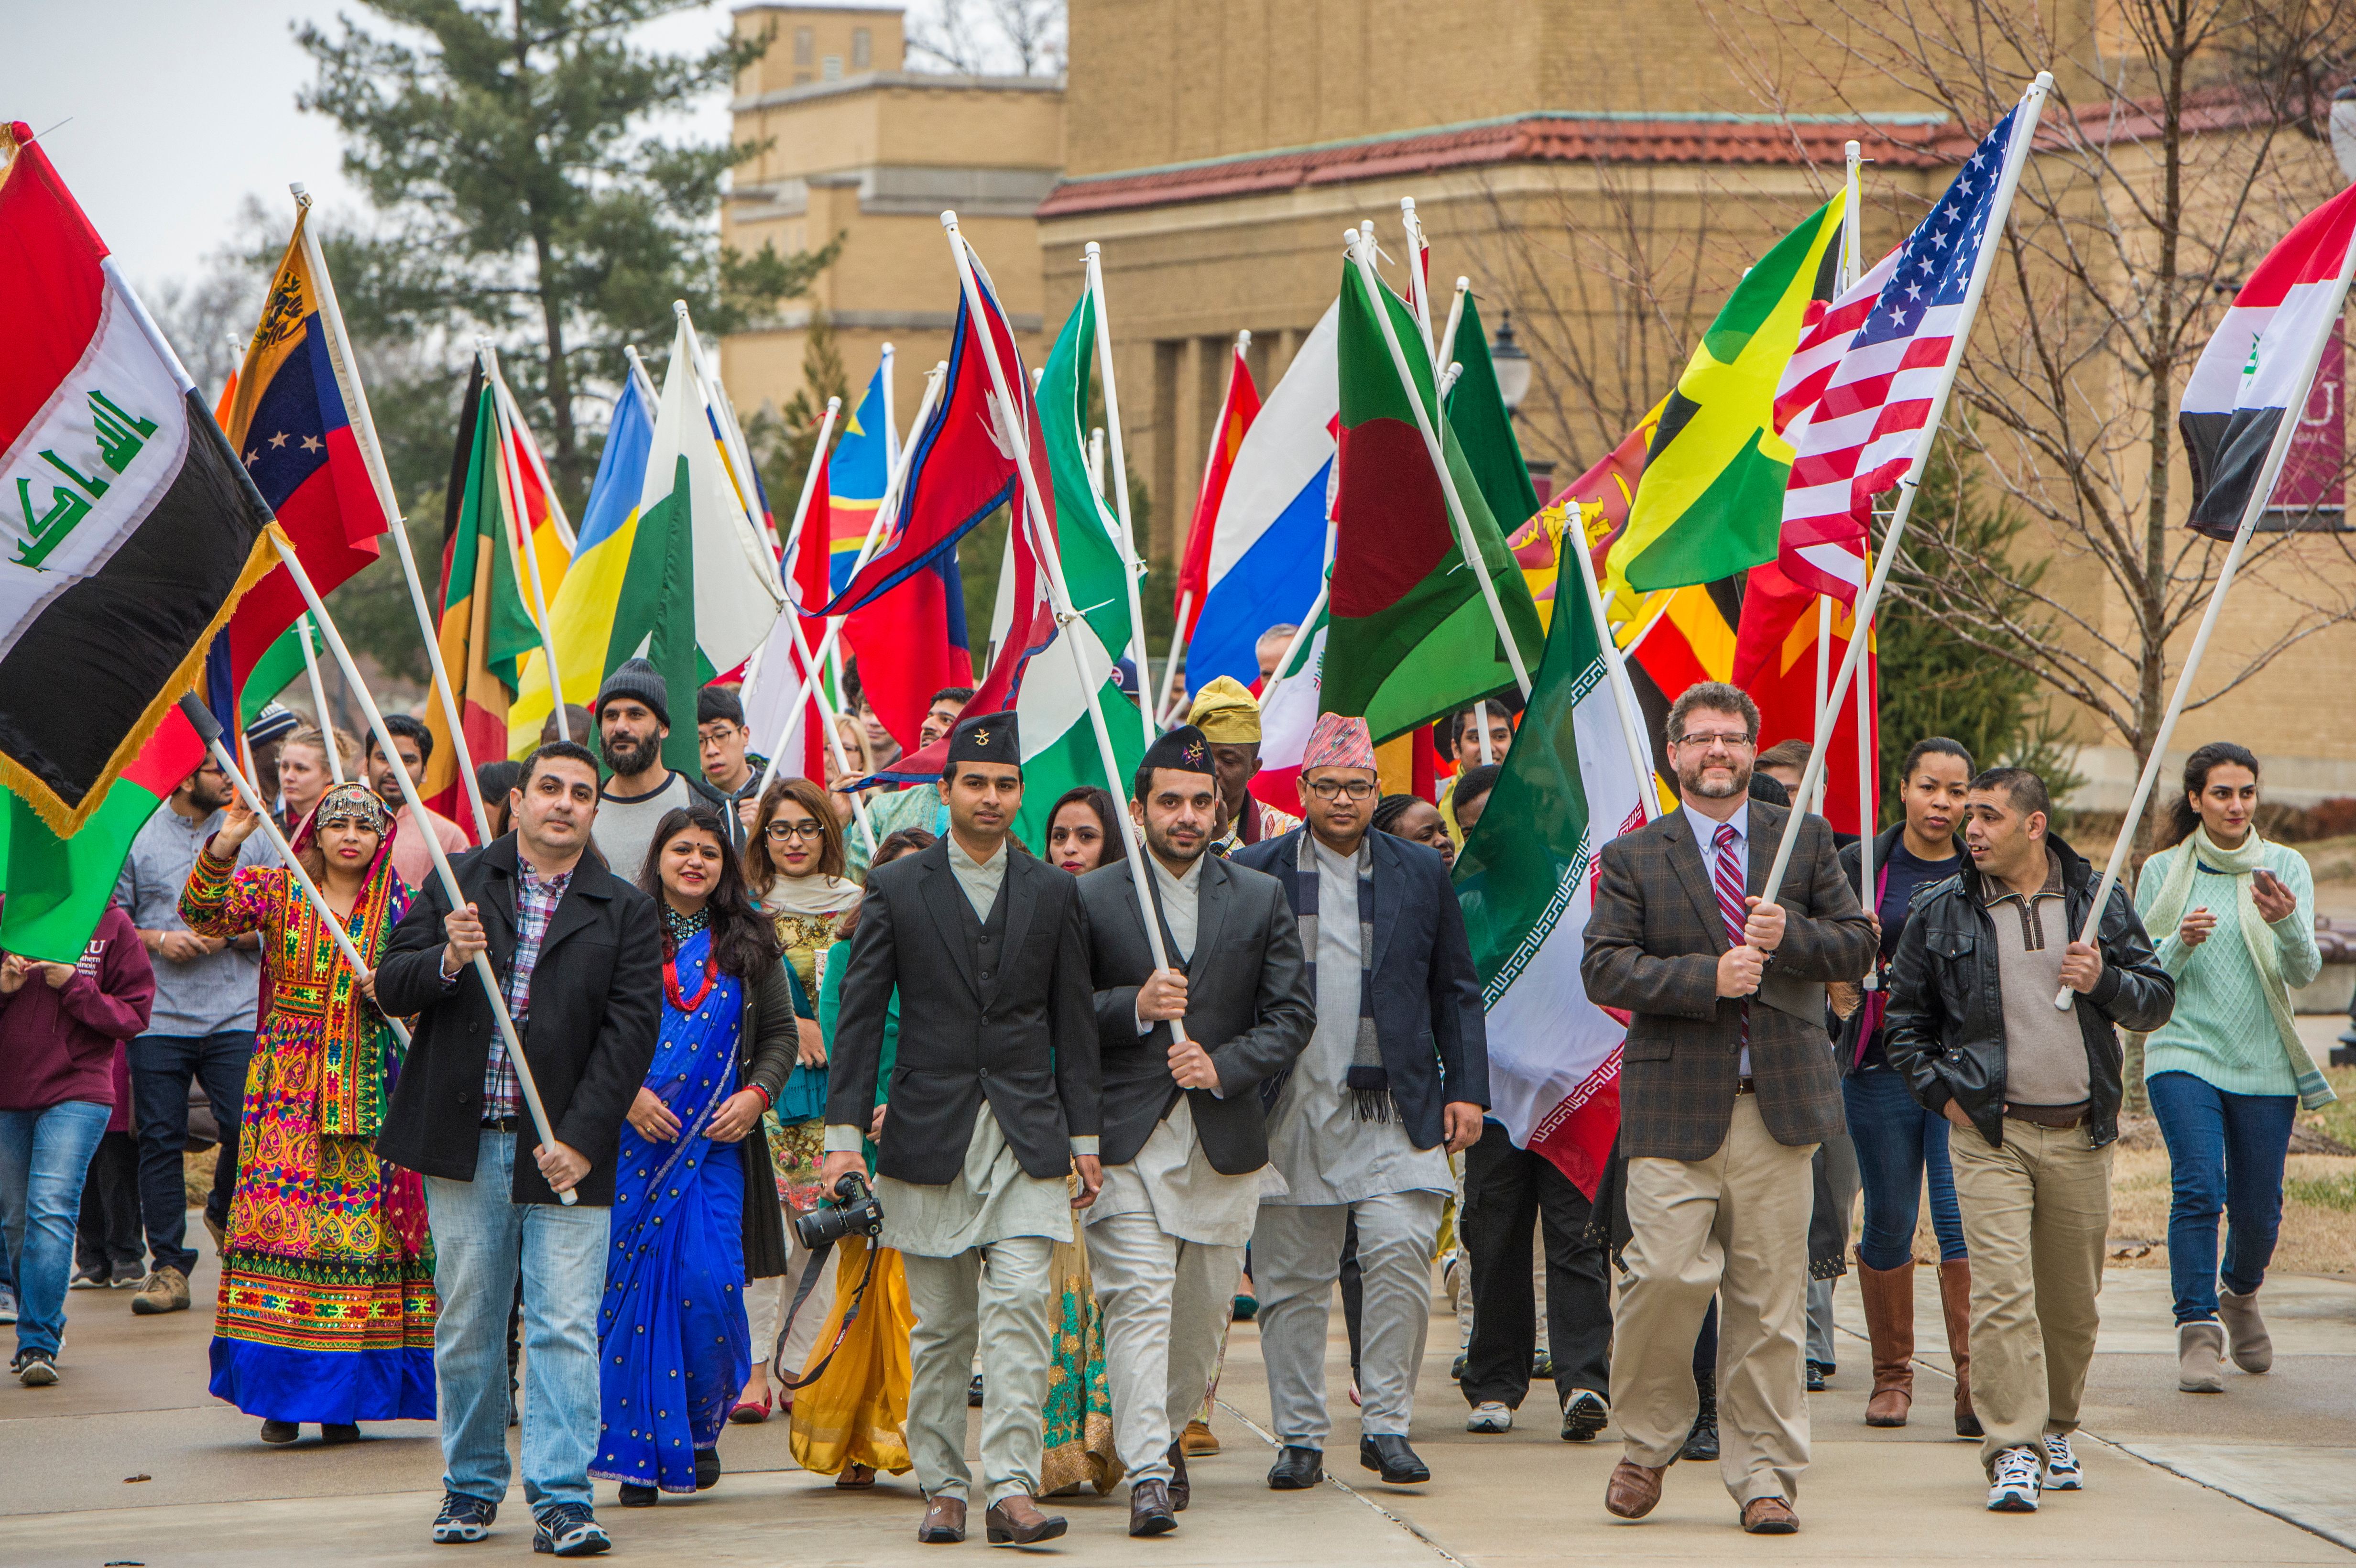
[0,903,155,1112]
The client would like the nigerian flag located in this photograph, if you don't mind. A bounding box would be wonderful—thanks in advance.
[1605,194,1847,593]
[1451,556,1648,1197]
[1323,256,1542,740]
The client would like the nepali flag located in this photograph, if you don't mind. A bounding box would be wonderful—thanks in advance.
[2180,183,2356,539]
[815,241,1037,619]
[0,124,280,835]
[1775,98,2038,602]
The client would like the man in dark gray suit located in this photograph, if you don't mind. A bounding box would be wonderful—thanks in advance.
[1077,725,1314,1536]
[1581,682,1874,1536]
[822,710,1100,1548]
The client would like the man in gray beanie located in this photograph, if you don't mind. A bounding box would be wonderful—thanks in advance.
[589,658,730,879]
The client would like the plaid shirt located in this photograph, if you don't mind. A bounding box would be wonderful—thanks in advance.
[473,866,571,1120]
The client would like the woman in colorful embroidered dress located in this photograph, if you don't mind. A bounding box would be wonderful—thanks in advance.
[179,781,434,1445]
[734,776,859,1422]
[596,807,799,1506]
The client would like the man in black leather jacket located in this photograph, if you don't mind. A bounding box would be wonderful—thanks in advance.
[1883,767,2171,1515]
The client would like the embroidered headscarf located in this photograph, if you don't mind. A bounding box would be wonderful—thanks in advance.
[290,782,406,1139]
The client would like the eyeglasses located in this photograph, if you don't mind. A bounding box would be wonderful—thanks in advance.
[1305,779,1377,801]
[1673,731,1755,752]
[764,820,825,842]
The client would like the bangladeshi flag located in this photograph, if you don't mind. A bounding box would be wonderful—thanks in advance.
[1322,256,1541,741]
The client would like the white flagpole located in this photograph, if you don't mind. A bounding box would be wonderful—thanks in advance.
[266,537,575,1203]
[944,212,1196,1049]
[177,695,409,1049]
[1846,139,1877,915]
[1434,276,1471,379]
[777,395,842,579]
[297,617,344,783]
[2052,220,2356,1009]
[754,363,948,795]
[1764,72,2054,906]
[880,341,900,474]
[1813,596,1832,812]
[1843,140,1865,287]
[1567,506,1661,822]
[480,342,571,744]
[1348,229,1534,700]
[623,344,659,409]
[1082,243,1156,746]
[289,185,489,841]
[492,368,577,554]
[674,300,788,584]
[1399,198,1435,353]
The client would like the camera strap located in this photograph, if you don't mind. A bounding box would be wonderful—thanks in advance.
[770,1236,882,1393]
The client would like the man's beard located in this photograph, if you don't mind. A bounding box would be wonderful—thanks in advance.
[602,731,661,778]
[1677,760,1749,800]
[1145,820,1205,868]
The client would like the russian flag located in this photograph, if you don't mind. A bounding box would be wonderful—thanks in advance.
[1185,303,1337,693]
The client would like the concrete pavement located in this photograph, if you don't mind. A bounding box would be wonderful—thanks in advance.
[4,1223,2351,1566]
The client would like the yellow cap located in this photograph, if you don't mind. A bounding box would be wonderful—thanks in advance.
[1186,675,1263,744]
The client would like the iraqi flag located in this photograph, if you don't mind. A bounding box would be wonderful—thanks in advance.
[0,125,278,837]
[1451,544,1646,1198]
[2180,184,2356,539]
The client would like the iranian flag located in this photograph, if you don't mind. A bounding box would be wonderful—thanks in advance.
[1323,253,1542,740]
[2180,183,2356,538]
[1451,562,1646,1197]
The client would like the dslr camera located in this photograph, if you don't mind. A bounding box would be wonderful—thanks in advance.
[794,1170,884,1248]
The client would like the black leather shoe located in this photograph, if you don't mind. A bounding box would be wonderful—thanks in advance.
[1128,1480,1177,1537]
[617,1484,656,1508]
[1359,1435,1430,1484]
[1165,1441,1190,1511]
[260,1419,298,1444]
[1266,1445,1323,1490]
[693,1448,720,1491]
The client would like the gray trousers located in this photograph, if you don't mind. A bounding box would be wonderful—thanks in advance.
[902,1238,1056,1506]
[1253,1191,1443,1443]
[1085,1213,1244,1485]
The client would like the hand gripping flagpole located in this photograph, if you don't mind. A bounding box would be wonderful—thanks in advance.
[268,538,577,1203]
[943,212,1200,1056]
[176,695,410,1050]
[1348,229,1534,701]
[754,363,949,797]
[2051,215,2356,1010]
[290,185,491,842]
[1762,73,2052,910]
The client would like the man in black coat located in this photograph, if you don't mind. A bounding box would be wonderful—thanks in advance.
[821,710,1099,1548]
[376,739,662,1557]
[1076,726,1313,1535]
[1233,713,1489,1493]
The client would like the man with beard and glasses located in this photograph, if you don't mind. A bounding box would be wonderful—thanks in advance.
[590,659,733,878]
[1075,726,1312,1535]
[1581,682,1875,1537]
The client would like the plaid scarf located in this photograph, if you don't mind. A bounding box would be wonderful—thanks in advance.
[1298,829,1387,1121]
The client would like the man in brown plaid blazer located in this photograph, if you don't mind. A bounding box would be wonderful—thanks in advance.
[1580,682,1874,1536]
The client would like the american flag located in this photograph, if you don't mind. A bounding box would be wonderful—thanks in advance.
[1774,104,2032,602]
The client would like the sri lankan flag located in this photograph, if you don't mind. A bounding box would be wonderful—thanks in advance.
[426,359,540,833]
[1605,195,1846,592]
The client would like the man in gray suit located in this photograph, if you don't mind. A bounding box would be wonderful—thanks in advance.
[1581,681,1875,1535]
[1077,725,1314,1536]
[823,710,1100,1547]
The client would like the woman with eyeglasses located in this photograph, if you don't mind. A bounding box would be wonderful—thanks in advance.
[733,777,860,1424]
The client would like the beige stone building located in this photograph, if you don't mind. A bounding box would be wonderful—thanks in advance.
[718,0,2356,805]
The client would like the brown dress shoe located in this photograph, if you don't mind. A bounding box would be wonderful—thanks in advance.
[1181,1418,1220,1456]
[1165,1441,1190,1511]
[984,1495,1068,1546]
[1128,1480,1177,1537]
[917,1494,967,1544]
[1604,1459,1665,1519]
[1741,1496,1800,1534]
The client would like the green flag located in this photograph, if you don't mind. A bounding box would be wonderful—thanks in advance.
[1323,258,1542,741]
[1035,289,1141,665]
[1443,292,1542,533]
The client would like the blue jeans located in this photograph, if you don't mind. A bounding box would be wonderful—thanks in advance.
[1844,1066,1967,1271]
[0,1101,111,1356]
[2147,1071,2295,1325]
[129,1031,255,1277]
[426,1132,610,1513]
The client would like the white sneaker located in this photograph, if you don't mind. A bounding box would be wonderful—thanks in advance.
[2042,1432,2083,1491]
[1987,1446,2041,1512]
[1465,1401,1513,1433]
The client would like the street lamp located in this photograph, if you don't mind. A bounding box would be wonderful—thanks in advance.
[1490,309,1532,414]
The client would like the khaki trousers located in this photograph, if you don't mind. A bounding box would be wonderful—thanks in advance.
[1085,1213,1245,1484]
[1612,1095,1816,1505]
[902,1238,1056,1506]
[1948,1118,2112,1470]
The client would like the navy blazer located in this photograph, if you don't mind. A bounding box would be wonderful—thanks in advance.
[1232,827,1489,1149]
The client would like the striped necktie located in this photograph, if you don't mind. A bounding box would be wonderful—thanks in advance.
[1715,821,1750,1052]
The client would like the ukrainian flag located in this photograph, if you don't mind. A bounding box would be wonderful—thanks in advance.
[507,369,654,752]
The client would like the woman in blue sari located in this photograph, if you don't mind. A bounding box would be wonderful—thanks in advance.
[595,806,799,1507]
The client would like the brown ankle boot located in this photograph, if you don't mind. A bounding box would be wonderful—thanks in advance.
[1857,1258,1915,1426]
[1939,1257,1981,1437]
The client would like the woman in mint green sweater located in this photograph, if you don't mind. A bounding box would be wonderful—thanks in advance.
[2134,742,2332,1396]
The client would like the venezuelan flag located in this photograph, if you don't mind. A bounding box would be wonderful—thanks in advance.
[825,363,892,590]
[507,366,654,752]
